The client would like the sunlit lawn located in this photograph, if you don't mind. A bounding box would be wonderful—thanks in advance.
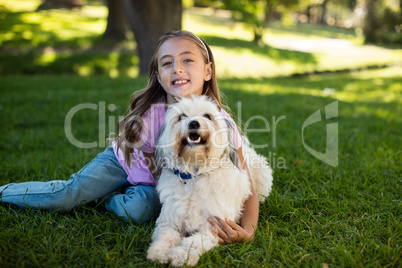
[0,0,401,267]
[0,66,400,267]
[1,0,401,77]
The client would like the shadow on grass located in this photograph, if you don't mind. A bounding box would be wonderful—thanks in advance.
[0,9,138,75]
[0,11,103,49]
[200,35,318,64]
[0,50,139,76]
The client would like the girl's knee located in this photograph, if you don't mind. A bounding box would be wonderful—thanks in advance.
[105,185,161,223]
[110,200,160,223]
[127,203,160,223]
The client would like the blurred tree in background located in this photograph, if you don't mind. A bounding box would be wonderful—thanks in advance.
[192,0,401,45]
[359,0,402,44]
[218,0,298,44]
[299,0,357,24]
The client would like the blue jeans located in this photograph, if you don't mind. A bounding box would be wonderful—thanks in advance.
[0,147,161,223]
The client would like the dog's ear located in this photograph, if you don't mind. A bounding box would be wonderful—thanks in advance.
[224,118,240,170]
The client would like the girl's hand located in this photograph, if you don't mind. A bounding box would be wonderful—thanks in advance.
[208,217,254,244]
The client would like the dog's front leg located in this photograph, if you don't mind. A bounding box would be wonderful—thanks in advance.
[147,224,181,264]
[169,227,219,267]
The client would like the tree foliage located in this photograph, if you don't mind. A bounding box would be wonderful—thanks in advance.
[219,0,400,45]
[221,0,298,43]
[360,0,402,44]
[222,0,264,42]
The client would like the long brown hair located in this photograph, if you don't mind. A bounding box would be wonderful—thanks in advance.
[117,30,224,164]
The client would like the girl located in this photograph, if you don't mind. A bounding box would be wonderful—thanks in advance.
[0,30,259,244]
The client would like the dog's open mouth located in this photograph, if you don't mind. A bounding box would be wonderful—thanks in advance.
[182,133,207,146]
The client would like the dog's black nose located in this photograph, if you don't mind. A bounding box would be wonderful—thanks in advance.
[188,120,200,130]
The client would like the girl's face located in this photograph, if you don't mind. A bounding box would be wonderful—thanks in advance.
[157,38,212,105]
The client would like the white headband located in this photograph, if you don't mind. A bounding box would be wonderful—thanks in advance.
[192,33,210,63]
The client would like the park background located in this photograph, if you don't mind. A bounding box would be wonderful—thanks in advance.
[0,0,401,267]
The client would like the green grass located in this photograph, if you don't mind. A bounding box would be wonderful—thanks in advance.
[0,0,401,267]
[0,67,401,267]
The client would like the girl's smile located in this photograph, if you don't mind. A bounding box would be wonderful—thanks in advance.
[172,79,189,87]
[156,38,212,104]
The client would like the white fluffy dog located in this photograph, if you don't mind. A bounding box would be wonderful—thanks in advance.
[147,96,273,266]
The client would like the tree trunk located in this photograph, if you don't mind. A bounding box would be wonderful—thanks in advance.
[103,0,128,40]
[320,0,329,24]
[362,0,380,43]
[119,0,182,75]
[253,27,264,45]
[306,5,312,23]
[400,0,402,17]
[264,2,275,27]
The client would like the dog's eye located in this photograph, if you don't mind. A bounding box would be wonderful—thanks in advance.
[178,114,187,121]
[203,114,211,120]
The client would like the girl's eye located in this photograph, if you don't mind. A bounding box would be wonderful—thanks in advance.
[161,61,172,67]
[203,114,211,120]
[184,58,194,63]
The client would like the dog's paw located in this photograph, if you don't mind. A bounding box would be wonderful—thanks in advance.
[147,244,170,264]
[169,246,200,267]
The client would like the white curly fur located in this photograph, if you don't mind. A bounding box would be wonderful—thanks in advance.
[147,96,273,266]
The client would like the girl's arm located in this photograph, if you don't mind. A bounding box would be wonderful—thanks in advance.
[209,147,260,243]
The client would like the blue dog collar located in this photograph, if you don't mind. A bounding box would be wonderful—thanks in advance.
[173,169,192,184]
